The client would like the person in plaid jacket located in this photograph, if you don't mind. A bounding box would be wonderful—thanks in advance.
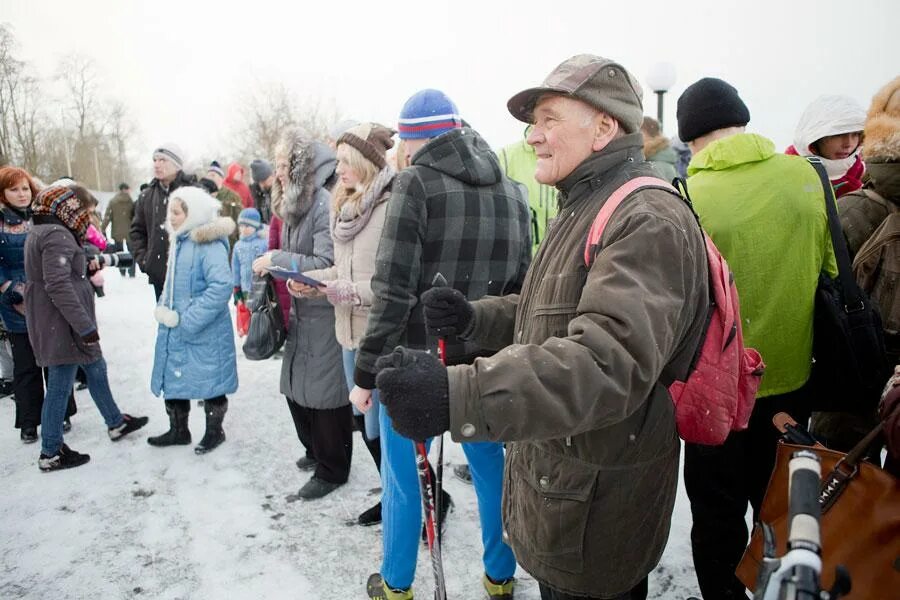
[351,89,531,600]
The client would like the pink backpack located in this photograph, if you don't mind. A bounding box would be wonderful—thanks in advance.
[584,177,764,445]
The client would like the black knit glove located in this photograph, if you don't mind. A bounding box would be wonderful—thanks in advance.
[82,330,100,344]
[1,285,23,306]
[376,347,449,441]
[422,287,474,338]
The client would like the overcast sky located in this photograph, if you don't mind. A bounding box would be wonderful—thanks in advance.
[5,0,898,179]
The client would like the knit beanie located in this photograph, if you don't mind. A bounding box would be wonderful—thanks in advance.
[329,119,360,141]
[238,207,262,230]
[197,178,218,195]
[336,123,396,169]
[207,160,225,178]
[398,89,462,140]
[250,159,273,182]
[863,76,900,162]
[153,143,184,169]
[32,185,90,240]
[676,78,751,142]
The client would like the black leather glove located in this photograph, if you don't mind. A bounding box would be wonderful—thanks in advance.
[1,285,23,306]
[422,287,474,338]
[376,346,449,441]
[82,330,100,344]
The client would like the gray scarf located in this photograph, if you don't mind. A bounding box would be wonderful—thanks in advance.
[332,166,394,243]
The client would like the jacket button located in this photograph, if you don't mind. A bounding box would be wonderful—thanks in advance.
[460,423,476,437]
[539,475,550,489]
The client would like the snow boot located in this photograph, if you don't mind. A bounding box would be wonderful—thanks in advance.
[357,501,382,526]
[483,574,515,599]
[20,426,38,443]
[147,400,191,446]
[366,573,413,600]
[108,414,149,441]
[39,444,90,472]
[194,397,227,454]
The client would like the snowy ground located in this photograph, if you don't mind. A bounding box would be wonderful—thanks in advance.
[0,273,702,599]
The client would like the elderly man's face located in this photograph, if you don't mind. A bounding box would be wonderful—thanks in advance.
[153,157,179,183]
[527,95,602,185]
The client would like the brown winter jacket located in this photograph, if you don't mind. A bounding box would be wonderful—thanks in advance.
[446,134,709,597]
[24,217,102,367]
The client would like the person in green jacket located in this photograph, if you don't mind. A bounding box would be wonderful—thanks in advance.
[101,182,135,276]
[205,161,242,250]
[676,77,837,600]
[640,116,678,182]
[496,126,557,253]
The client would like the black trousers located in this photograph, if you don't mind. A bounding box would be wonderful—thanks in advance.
[108,240,136,276]
[152,280,164,302]
[9,332,76,429]
[538,577,647,599]
[684,385,812,600]
[286,399,353,484]
[354,413,381,473]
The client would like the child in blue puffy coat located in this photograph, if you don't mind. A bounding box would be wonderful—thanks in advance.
[149,185,238,455]
[230,207,268,335]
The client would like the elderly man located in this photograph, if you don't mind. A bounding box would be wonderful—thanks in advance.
[130,144,194,300]
[376,55,710,599]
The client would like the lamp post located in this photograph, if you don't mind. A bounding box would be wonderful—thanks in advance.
[646,62,677,132]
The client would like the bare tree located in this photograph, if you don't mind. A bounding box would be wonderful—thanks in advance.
[232,81,341,162]
[0,23,23,166]
[56,54,101,142]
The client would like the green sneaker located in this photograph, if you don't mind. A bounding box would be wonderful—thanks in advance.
[483,574,515,599]
[366,573,413,600]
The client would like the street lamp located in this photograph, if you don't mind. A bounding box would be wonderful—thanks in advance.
[646,62,677,132]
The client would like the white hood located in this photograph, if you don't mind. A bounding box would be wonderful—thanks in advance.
[792,95,865,156]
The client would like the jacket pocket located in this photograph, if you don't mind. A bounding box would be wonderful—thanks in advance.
[506,446,599,574]
[528,272,584,340]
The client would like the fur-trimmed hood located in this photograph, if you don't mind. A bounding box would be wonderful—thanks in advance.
[864,76,900,163]
[270,128,336,226]
[166,185,235,242]
[643,134,674,162]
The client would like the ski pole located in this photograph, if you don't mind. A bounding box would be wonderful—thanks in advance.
[414,439,445,600]
[431,273,449,597]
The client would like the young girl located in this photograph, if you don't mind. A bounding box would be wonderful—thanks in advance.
[149,186,238,454]
[787,95,867,197]
[25,184,148,471]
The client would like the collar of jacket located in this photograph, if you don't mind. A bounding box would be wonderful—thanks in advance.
[868,162,900,202]
[1,204,29,224]
[32,213,80,243]
[556,132,643,208]
[688,132,776,176]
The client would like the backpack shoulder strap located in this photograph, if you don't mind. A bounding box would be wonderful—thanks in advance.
[583,176,678,267]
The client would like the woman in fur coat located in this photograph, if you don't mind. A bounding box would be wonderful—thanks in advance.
[290,122,395,523]
[149,185,238,455]
[253,127,351,501]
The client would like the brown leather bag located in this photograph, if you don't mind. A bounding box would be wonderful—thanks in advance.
[736,423,900,599]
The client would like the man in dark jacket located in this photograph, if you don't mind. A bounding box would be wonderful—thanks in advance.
[101,182,135,276]
[249,159,274,224]
[130,144,194,299]
[352,89,531,600]
[375,56,709,599]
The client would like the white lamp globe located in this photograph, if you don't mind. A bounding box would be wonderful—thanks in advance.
[647,62,677,93]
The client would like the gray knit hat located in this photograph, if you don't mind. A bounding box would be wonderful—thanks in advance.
[153,143,184,169]
[507,54,644,133]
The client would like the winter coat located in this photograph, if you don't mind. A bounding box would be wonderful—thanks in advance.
[0,206,30,333]
[838,162,900,259]
[130,171,195,287]
[305,173,392,350]
[354,127,532,389]
[250,182,271,223]
[688,133,837,398]
[151,215,238,400]
[643,134,679,182]
[446,134,709,597]
[23,217,102,367]
[269,135,346,409]
[224,163,253,209]
[101,190,134,243]
[217,186,243,248]
[267,214,291,329]
[497,134,557,252]
[231,231,268,293]
[786,95,867,197]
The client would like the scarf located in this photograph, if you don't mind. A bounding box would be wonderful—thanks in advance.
[332,166,395,243]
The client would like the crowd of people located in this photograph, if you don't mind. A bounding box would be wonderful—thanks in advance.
[2,53,898,600]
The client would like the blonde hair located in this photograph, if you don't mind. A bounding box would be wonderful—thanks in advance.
[332,143,380,215]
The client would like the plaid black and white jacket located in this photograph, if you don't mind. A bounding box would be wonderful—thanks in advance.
[354,128,532,388]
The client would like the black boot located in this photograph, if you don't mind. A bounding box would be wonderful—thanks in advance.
[194,397,227,455]
[354,414,383,525]
[147,400,191,446]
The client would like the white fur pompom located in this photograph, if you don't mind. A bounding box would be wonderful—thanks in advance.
[154,306,180,328]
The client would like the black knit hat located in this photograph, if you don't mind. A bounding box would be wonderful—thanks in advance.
[676,77,751,142]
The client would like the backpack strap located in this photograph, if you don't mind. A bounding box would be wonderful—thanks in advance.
[583,176,679,267]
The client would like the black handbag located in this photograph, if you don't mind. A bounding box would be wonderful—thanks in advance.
[242,274,286,361]
[808,156,890,412]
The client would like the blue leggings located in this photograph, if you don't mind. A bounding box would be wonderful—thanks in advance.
[379,408,516,589]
